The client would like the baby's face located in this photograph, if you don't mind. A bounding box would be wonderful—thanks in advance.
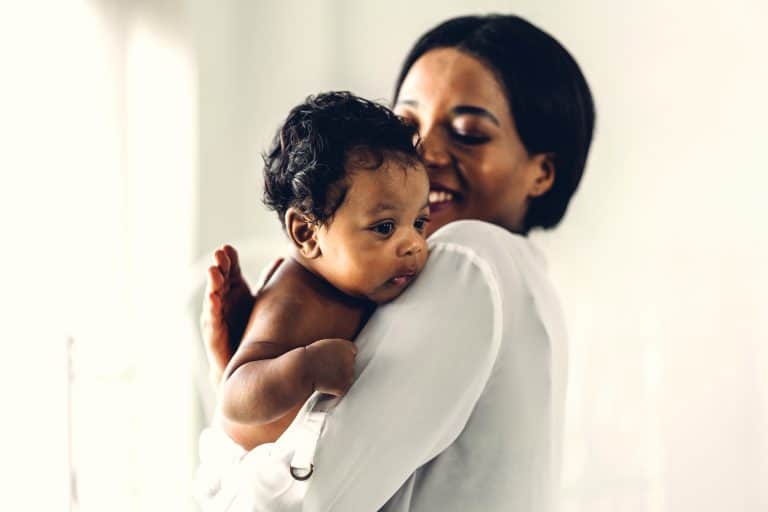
[314,158,430,304]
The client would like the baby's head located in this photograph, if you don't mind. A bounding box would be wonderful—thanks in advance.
[263,91,430,304]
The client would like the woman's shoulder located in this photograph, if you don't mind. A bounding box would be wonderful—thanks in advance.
[429,219,522,243]
[368,223,508,367]
[427,220,532,276]
[429,220,528,253]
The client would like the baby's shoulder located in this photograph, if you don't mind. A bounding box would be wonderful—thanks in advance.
[247,258,369,345]
[253,259,321,319]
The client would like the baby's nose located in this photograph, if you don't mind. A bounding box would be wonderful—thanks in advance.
[397,232,423,257]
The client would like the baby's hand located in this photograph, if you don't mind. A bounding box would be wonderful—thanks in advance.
[202,245,283,388]
[304,338,358,397]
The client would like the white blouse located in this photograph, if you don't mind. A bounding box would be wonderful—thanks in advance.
[197,220,568,512]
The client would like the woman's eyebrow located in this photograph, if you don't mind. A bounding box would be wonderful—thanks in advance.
[395,99,417,108]
[394,100,499,127]
[451,105,500,126]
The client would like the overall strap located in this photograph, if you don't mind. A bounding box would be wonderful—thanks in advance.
[288,392,339,480]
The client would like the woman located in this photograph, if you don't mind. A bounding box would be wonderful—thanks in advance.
[201,14,594,511]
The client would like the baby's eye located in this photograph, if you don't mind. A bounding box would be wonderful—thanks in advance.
[414,217,430,232]
[372,222,395,236]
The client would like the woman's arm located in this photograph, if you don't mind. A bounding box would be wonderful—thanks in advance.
[197,221,515,512]
[304,228,505,511]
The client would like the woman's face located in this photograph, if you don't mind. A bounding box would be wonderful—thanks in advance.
[394,47,553,236]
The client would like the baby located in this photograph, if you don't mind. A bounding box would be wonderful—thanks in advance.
[213,92,430,450]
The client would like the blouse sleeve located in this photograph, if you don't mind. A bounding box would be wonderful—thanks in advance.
[194,221,512,512]
[303,221,506,511]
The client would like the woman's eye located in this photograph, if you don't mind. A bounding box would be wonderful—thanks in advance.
[372,222,395,236]
[414,217,430,232]
[450,129,490,146]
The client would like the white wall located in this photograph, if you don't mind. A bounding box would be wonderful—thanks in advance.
[190,0,527,257]
[520,3,768,510]
[191,0,342,256]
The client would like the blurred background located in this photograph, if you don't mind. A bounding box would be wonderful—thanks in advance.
[1,0,766,510]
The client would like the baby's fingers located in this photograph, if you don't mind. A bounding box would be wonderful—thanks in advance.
[206,265,226,293]
[213,247,231,276]
[222,244,242,278]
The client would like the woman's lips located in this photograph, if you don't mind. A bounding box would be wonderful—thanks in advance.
[428,184,461,214]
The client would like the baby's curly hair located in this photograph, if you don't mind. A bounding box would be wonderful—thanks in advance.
[263,91,420,229]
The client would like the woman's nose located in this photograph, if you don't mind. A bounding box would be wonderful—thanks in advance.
[419,125,451,169]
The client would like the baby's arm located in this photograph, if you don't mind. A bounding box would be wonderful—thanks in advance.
[218,297,357,425]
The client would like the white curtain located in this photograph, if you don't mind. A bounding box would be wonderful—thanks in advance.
[1,1,198,510]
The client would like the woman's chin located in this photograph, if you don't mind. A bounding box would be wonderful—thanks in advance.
[427,202,461,236]
[426,206,460,236]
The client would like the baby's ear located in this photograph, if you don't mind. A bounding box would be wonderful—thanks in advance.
[285,208,321,259]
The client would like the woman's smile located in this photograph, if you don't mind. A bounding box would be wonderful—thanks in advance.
[428,181,462,214]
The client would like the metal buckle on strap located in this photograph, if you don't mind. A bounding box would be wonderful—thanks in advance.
[290,464,314,481]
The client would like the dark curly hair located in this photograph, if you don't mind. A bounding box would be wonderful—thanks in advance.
[263,91,421,229]
[394,15,595,232]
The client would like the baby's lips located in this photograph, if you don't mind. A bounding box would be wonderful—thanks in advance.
[390,275,410,286]
[389,271,417,287]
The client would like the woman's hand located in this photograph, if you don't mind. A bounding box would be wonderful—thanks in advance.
[200,244,283,387]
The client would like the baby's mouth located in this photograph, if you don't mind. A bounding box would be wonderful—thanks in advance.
[388,272,416,287]
[387,266,419,287]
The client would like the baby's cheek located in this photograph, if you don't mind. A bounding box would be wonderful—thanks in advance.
[350,257,383,290]
[419,244,430,268]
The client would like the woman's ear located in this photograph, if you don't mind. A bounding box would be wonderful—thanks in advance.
[285,208,321,259]
[528,153,556,198]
